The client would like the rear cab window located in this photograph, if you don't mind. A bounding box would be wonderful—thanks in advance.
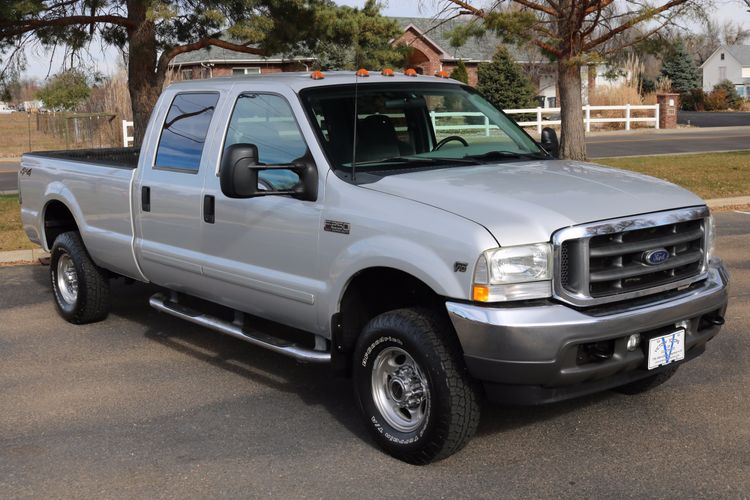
[155,92,220,173]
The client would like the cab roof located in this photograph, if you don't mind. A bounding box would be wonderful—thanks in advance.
[167,70,463,93]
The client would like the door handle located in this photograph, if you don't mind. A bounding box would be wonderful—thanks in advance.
[203,194,215,224]
[141,186,150,212]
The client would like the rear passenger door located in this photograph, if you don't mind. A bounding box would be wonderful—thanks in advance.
[136,91,220,291]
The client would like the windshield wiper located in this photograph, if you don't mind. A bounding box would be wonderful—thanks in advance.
[463,150,547,162]
[347,156,480,167]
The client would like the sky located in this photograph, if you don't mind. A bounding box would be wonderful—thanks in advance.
[19,0,750,80]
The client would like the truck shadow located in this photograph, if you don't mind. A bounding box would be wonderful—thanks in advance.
[104,276,617,451]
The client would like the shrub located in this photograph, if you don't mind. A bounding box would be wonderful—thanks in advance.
[704,88,729,111]
[450,60,469,84]
[681,89,705,111]
[713,80,743,109]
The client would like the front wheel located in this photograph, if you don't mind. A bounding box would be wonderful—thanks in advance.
[353,308,481,464]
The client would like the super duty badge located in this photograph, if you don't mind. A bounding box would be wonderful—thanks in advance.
[324,220,350,235]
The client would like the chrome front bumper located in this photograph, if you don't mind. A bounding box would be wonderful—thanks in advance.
[446,262,729,404]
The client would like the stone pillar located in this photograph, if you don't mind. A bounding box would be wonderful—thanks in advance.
[656,93,680,129]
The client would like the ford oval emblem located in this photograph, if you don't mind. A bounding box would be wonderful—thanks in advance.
[642,248,670,266]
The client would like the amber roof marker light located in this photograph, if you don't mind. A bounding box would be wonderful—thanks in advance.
[404,68,418,77]
[435,70,450,78]
[381,68,395,76]
[356,68,370,77]
[310,70,325,80]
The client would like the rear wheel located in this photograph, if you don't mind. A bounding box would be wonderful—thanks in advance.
[353,308,481,464]
[614,365,679,395]
[50,231,110,324]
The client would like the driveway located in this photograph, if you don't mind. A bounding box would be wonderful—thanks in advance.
[678,111,750,127]
[0,212,748,497]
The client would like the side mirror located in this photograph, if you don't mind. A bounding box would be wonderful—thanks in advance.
[220,143,318,201]
[540,127,560,159]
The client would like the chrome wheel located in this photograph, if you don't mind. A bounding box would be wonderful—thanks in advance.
[371,346,429,433]
[56,253,79,305]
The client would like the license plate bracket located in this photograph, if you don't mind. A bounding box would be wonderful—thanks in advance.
[647,329,685,370]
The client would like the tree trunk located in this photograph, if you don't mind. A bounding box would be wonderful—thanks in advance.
[126,0,161,148]
[557,60,586,160]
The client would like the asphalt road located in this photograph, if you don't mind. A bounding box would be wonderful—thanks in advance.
[0,212,748,497]
[586,126,750,158]
[678,111,750,128]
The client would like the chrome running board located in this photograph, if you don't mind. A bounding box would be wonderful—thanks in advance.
[148,292,330,363]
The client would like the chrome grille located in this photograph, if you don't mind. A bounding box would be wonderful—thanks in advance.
[553,207,709,307]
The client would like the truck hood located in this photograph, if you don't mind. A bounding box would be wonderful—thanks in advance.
[364,160,705,246]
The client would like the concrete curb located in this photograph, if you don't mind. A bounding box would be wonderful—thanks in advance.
[706,196,750,211]
[0,248,49,264]
[0,190,19,196]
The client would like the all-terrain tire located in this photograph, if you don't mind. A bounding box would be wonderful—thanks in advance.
[50,231,110,324]
[353,307,481,464]
[613,365,679,395]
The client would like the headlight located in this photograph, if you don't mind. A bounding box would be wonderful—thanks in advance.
[472,243,552,302]
[705,215,716,264]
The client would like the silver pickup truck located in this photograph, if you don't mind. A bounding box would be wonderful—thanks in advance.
[19,71,729,464]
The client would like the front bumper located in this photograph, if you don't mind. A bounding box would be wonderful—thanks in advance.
[446,262,729,405]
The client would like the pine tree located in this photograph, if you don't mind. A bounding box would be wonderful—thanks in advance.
[477,46,535,110]
[661,41,700,93]
[450,60,469,83]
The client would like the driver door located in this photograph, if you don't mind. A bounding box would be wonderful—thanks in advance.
[199,92,323,331]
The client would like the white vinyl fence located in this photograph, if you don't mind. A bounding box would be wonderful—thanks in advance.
[122,103,659,146]
[122,120,134,147]
[503,104,660,134]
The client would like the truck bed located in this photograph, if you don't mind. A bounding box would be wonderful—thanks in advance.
[28,147,140,169]
[20,148,143,281]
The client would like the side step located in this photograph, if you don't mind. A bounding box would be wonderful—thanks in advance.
[148,292,330,363]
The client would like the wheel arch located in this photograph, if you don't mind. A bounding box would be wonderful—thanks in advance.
[42,198,80,250]
[331,266,455,376]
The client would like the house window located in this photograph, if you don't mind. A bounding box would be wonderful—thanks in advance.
[232,67,262,76]
[181,69,193,80]
[721,53,725,60]
[718,66,726,81]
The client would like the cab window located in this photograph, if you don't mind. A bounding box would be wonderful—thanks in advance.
[155,92,219,172]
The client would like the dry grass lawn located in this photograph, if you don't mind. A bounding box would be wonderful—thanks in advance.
[0,195,36,251]
[0,113,71,158]
[596,151,750,199]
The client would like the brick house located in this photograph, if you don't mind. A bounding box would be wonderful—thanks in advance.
[169,17,561,106]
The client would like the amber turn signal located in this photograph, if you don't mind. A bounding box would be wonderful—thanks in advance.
[472,285,489,302]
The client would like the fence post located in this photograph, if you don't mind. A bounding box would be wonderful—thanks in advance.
[484,115,490,137]
[536,107,542,135]
[430,111,436,134]
[654,104,660,130]
[625,103,631,131]
[584,105,591,133]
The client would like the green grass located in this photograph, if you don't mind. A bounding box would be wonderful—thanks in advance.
[0,195,36,251]
[596,151,750,200]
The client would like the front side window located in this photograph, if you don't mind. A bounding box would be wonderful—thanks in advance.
[300,83,545,174]
[224,93,308,190]
[155,92,219,172]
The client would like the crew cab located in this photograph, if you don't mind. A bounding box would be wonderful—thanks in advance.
[19,71,729,464]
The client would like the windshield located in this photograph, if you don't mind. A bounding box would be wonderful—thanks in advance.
[299,82,545,173]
